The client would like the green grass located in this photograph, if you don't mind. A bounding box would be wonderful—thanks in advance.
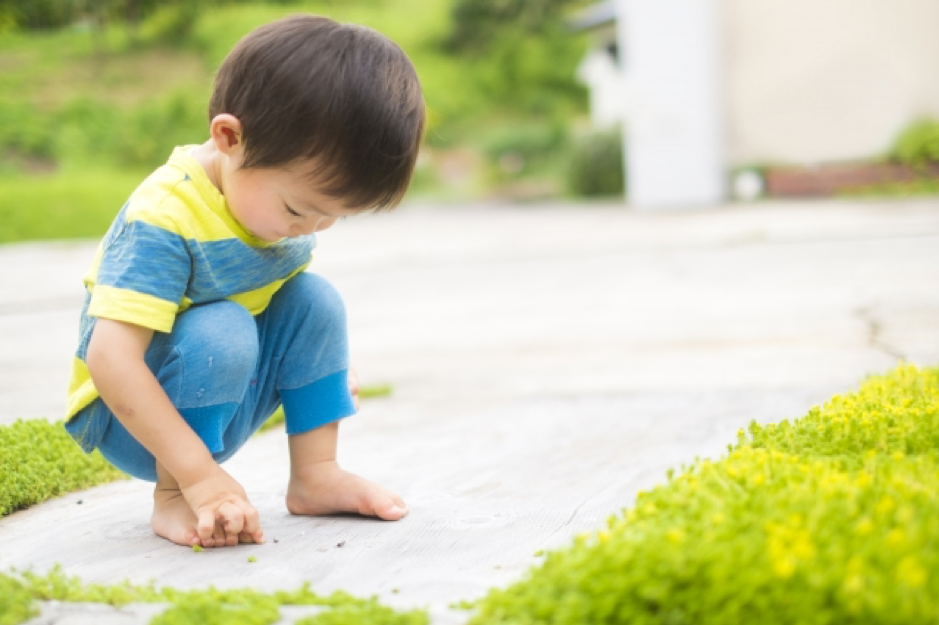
[0,0,592,243]
[0,1,465,243]
[0,169,146,243]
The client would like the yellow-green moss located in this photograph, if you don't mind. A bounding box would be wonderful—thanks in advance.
[468,364,939,624]
[0,419,127,518]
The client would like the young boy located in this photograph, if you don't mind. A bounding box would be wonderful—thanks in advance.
[64,14,425,548]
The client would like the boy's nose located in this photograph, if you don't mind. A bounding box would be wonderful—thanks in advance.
[290,216,335,237]
[312,216,338,233]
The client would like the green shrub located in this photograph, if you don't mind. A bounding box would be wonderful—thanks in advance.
[891,118,939,167]
[480,120,568,179]
[137,3,205,46]
[566,128,625,197]
[0,419,127,518]
[468,364,939,624]
[0,100,56,161]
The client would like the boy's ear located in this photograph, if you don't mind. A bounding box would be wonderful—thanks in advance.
[209,114,244,155]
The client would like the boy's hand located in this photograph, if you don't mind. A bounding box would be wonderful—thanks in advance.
[348,367,360,412]
[180,465,264,547]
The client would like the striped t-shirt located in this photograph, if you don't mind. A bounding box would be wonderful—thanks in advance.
[65,146,315,420]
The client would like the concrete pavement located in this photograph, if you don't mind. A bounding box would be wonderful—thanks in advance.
[1,198,938,623]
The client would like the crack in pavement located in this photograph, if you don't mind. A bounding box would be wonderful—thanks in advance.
[856,306,907,361]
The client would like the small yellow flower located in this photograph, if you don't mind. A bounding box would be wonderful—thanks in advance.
[772,557,796,579]
[843,573,864,594]
[885,528,906,548]
[875,497,895,516]
[854,518,874,536]
[896,556,927,587]
[665,529,685,544]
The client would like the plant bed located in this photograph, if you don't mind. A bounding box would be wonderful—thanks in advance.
[764,162,939,197]
[466,364,939,624]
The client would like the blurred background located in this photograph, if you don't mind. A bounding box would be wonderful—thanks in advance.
[0,0,937,243]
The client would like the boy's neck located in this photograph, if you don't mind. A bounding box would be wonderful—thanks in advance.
[191,140,223,194]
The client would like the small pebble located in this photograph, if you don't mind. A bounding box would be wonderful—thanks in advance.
[336,540,346,548]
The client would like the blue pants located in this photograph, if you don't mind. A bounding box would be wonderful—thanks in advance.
[65,273,355,482]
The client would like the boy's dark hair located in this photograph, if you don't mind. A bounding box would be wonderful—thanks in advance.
[209,15,425,210]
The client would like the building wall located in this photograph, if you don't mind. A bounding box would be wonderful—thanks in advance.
[722,0,939,166]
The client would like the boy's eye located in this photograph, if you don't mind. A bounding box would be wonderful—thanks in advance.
[284,204,302,217]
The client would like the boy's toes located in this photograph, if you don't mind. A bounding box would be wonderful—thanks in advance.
[375,496,408,521]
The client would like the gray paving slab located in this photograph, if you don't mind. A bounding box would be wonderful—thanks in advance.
[1,198,939,623]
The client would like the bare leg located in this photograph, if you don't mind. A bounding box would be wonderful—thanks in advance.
[285,421,407,520]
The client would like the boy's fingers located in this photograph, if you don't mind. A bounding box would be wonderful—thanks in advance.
[196,509,216,547]
[218,501,245,537]
[238,500,262,537]
[213,522,228,547]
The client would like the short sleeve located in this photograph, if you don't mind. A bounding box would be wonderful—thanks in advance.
[87,218,191,333]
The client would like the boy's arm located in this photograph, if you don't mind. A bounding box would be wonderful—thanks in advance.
[86,318,263,547]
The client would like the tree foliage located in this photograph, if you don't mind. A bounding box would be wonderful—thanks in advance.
[0,0,305,31]
[439,0,588,120]
[444,0,585,54]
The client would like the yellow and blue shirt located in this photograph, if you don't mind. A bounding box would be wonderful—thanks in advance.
[66,146,315,420]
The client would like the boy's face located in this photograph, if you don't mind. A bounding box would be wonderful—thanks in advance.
[221,157,360,243]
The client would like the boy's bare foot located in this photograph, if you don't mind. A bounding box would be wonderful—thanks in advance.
[151,486,201,547]
[286,461,408,521]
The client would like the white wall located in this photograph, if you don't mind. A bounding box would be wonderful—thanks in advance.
[722,0,939,165]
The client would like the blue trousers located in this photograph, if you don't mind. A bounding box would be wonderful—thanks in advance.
[65,273,355,482]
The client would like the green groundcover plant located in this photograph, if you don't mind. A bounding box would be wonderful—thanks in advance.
[0,418,126,517]
[0,385,393,518]
[4,366,938,624]
[0,565,427,625]
[467,363,939,624]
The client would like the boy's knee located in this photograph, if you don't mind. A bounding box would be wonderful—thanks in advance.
[178,301,257,354]
[150,301,259,403]
[283,273,347,325]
